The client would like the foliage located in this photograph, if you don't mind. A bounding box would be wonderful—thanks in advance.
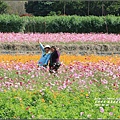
[0,1,8,14]
[25,1,54,16]
[0,14,25,33]
[0,89,120,119]
[0,14,120,33]
[24,1,120,16]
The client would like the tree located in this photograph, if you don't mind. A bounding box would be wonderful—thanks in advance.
[106,1,120,16]
[53,1,83,15]
[25,1,54,16]
[0,1,8,14]
[25,1,120,16]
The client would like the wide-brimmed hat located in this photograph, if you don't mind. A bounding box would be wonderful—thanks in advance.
[44,45,50,49]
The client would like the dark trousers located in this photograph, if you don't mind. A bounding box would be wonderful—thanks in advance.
[49,62,61,73]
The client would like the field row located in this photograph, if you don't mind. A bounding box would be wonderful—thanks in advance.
[0,54,120,92]
[0,54,120,65]
[0,33,120,43]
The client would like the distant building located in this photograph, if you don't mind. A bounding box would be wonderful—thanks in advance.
[5,1,27,15]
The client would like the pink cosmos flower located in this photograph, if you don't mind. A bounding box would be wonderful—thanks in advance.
[100,107,104,113]
[111,106,114,108]
[109,112,113,116]
[31,75,35,78]
[89,80,93,84]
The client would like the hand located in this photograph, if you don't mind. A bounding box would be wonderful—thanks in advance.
[38,40,41,44]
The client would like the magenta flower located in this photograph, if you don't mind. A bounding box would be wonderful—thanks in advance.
[109,112,113,116]
[100,107,104,113]
[111,106,114,108]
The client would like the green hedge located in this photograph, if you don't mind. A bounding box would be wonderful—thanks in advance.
[0,14,26,33]
[0,14,120,33]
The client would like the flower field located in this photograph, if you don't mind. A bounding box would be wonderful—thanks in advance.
[0,54,120,119]
[0,32,120,119]
[0,32,120,43]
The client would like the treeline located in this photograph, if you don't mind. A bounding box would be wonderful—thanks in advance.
[0,14,120,33]
[0,1,120,16]
[25,1,120,16]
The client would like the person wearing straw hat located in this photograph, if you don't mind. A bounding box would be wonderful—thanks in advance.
[38,41,51,67]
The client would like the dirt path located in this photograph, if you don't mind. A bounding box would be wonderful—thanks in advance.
[0,42,120,55]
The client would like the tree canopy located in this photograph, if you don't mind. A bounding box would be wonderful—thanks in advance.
[0,1,8,14]
[25,1,120,16]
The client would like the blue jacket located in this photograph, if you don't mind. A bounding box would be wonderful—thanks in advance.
[38,43,51,66]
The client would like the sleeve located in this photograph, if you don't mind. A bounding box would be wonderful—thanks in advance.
[39,43,45,53]
[44,54,51,65]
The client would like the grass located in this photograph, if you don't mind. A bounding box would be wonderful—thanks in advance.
[0,88,120,119]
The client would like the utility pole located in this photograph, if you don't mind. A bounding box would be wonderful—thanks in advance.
[88,1,90,16]
[101,1,108,33]
[63,2,66,15]
[102,1,104,16]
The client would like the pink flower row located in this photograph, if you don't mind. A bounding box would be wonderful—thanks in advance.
[0,32,120,43]
[0,61,120,91]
